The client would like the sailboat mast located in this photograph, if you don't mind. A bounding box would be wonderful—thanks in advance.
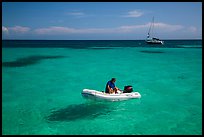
[145,16,164,45]
[152,16,154,38]
[147,16,154,38]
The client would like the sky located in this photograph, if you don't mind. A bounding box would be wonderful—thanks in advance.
[2,2,202,40]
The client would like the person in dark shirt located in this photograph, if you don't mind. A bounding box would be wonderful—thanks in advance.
[105,78,119,94]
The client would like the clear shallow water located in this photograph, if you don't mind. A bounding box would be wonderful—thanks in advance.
[2,40,202,135]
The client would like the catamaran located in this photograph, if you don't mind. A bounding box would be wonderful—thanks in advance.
[146,17,164,45]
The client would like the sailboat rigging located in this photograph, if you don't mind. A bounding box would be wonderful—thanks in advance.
[146,17,164,45]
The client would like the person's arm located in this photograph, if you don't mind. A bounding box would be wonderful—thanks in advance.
[107,85,112,92]
[115,86,119,90]
[116,87,123,92]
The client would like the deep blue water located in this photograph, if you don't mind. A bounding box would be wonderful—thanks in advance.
[2,40,202,48]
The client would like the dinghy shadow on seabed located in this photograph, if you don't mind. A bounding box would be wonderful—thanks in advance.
[45,103,112,122]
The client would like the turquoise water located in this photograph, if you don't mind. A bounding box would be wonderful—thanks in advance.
[2,40,202,135]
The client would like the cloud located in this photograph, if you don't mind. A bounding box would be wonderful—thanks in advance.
[2,26,9,34]
[66,12,85,16]
[34,26,111,34]
[34,26,77,34]
[117,24,149,32]
[153,22,184,32]
[188,26,197,33]
[8,26,30,33]
[3,22,184,36]
[34,22,184,35]
[123,10,143,18]
[116,22,184,33]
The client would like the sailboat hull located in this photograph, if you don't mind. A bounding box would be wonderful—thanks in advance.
[146,40,164,45]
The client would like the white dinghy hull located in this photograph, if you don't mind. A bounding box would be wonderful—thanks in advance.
[82,89,141,101]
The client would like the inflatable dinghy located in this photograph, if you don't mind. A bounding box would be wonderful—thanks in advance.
[82,89,141,101]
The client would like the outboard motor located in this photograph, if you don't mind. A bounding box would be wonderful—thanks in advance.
[123,85,133,93]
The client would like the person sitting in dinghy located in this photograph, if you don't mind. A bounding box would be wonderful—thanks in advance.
[105,78,119,94]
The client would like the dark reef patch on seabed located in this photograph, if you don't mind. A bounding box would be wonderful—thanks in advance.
[2,55,66,67]
[140,50,165,53]
[178,74,186,79]
[45,103,112,122]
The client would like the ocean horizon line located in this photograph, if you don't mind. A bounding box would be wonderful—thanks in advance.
[2,39,202,41]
